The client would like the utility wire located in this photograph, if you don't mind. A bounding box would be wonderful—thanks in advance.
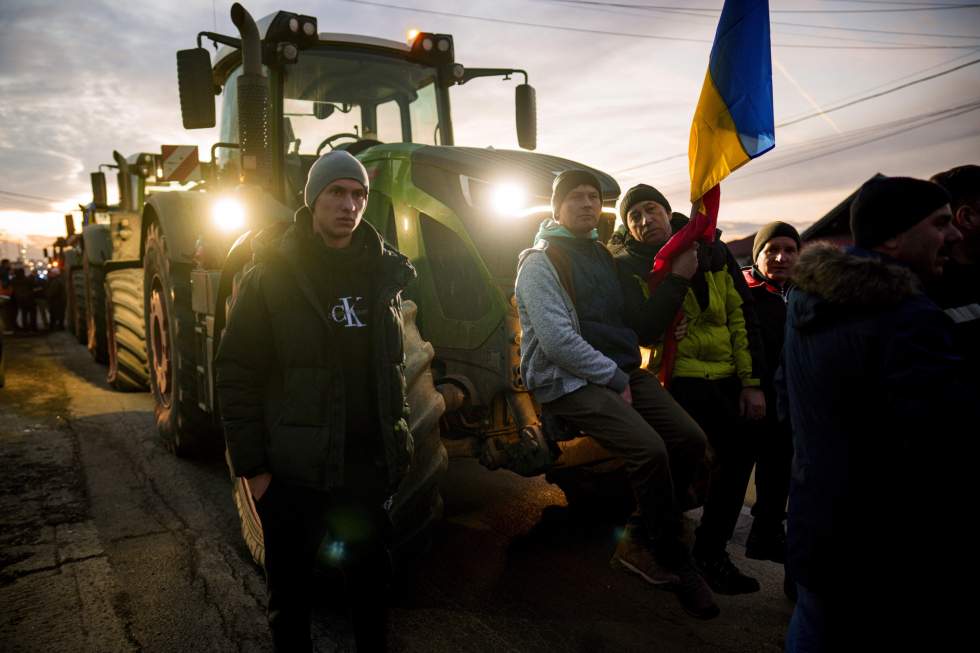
[613,56,980,173]
[652,99,980,194]
[535,1,980,14]
[0,189,61,204]
[778,56,980,126]
[549,0,980,39]
[340,0,980,49]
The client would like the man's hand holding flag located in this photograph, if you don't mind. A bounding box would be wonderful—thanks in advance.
[648,0,775,386]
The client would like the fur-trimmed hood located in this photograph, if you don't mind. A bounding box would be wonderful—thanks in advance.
[788,242,924,331]
[793,242,921,306]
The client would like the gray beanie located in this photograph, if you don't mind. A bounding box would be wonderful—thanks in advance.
[304,151,370,208]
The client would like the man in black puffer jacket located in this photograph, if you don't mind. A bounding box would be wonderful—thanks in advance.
[781,176,978,652]
[216,151,415,652]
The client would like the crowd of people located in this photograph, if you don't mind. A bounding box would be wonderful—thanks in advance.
[214,150,977,652]
[0,258,66,334]
[515,164,979,649]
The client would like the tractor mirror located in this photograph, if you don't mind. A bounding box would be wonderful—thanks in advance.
[516,84,537,151]
[313,102,335,120]
[91,172,108,209]
[177,48,216,129]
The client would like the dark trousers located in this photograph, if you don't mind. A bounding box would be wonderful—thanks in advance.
[256,481,391,652]
[670,376,756,558]
[751,410,792,529]
[544,368,707,551]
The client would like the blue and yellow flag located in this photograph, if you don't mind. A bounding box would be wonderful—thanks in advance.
[689,0,774,202]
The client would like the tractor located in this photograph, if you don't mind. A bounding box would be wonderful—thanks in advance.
[124,4,624,563]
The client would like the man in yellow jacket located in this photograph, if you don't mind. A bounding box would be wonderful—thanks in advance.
[612,184,767,595]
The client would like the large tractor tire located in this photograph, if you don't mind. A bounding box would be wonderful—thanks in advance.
[227,295,447,567]
[85,260,108,364]
[144,222,211,457]
[105,267,149,391]
[71,268,88,344]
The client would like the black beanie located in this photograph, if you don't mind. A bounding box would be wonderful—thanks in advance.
[552,169,602,216]
[752,221,801,262]
[619,184,672,223]
[850,176,950,248]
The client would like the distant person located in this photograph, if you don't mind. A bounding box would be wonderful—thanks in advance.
[216,151,413,652]
[11,268,37,332]
[1,259,15,334]
[46,268,66,330]
[929,164,979,366]
[515,170,718,619]
[781,176,976,652]
[741,222,800,565]
[612,184,767,596]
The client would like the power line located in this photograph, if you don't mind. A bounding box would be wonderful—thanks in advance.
[645,99,980,195]
[536,1,980,14]
[541,0,980,39]
[777,48,980,123]
[0,189,61,204]
[613,56,980,174]
[339,0,980,49]
[778,57,980,127]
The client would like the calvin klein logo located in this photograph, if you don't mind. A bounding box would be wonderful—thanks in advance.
[331,296,366,328]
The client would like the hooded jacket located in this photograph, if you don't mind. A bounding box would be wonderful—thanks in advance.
[515,219,688,403]
[215,208,417,492]
[781,243,975,594]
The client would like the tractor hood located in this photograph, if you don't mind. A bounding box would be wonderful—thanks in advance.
[405,145,620,283]
[410,145,619,208]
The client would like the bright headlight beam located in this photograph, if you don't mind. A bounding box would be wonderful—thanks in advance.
[491,183,527,218]
[212,198,245,232]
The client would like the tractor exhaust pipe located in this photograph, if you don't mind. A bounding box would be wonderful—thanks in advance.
[230,3,270,188]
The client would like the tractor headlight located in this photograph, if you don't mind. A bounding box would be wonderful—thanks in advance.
[491,183,527,218]
[212,198,246,232]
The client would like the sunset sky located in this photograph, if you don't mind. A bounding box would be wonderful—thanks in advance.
[1,0,978,243]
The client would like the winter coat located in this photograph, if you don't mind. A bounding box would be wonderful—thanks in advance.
[515,221,688,403]
[215,210,417,492]
[780,243,977,596]
[742,266,788,393]
[611,232,764,386]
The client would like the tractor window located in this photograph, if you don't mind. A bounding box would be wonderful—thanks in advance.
[376,100,401,143]
[410,84,439,146]
[419,214,491,321]
[282,49,441,153]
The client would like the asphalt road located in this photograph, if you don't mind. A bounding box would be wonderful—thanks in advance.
[0,331,793,652]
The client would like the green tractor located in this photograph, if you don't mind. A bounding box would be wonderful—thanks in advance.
[134,3,623,563]
[73,153,162,391]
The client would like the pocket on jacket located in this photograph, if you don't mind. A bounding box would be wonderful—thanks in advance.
[280,367,330,426]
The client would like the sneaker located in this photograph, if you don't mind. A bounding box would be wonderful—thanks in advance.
[694,551,761,595]
[610,536,680,586]
[669,557,720,620]
[745,522,787,563]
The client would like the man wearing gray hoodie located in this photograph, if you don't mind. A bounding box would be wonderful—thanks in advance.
[515,170,717,619]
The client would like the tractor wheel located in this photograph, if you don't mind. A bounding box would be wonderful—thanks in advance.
[144,222,211,457]
[105,267,149,391]
[85,260,108,364]
[71,268,88,344]
[225,288,447,566]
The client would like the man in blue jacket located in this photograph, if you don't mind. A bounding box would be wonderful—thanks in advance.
[515,170,717,619]
[781,176,976,651]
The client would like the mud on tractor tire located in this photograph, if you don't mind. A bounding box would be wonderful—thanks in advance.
[227,295,447,567]
[105,266,149,391]
[143,222,211,456]
[84,259,108,364]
